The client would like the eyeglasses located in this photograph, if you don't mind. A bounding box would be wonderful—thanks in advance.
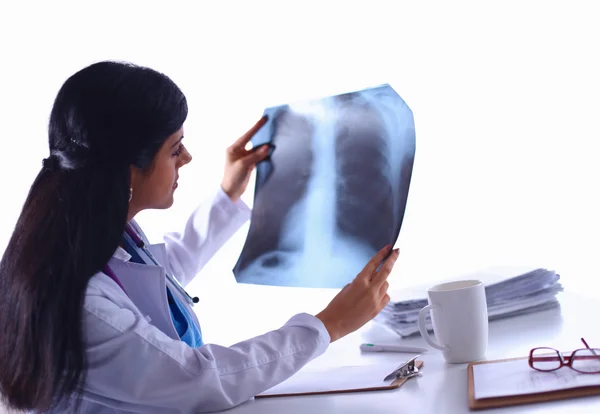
[529,338,600,374]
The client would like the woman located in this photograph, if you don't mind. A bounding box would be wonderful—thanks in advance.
[0,61,399,413]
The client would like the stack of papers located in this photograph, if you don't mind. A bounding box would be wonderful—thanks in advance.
[374,268,563,337]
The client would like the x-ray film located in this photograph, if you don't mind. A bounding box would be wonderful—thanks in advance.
[233,84,416,288]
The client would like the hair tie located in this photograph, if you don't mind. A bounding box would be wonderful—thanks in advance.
[42,154,61,172]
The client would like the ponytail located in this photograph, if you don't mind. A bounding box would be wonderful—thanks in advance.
[0,160,129,411]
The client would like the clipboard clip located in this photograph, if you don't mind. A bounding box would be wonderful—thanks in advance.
[383,355,421,381]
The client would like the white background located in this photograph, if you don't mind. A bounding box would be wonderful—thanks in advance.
[0,0,598,346]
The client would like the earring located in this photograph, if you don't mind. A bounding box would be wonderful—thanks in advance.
[129,187,133,202]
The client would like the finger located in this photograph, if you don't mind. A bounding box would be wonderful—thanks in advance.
[378,280,389,296]
[360,244,393,279]
[371,248,399,286]
[241,144,270,167]
[251,143,275,153]
[380,293,391,309]
[230,115,268,151]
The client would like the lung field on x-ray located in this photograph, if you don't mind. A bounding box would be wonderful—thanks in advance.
[233,84,415,288]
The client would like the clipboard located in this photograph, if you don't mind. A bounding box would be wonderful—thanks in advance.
[257,359,423,398]
[468,356,600,410]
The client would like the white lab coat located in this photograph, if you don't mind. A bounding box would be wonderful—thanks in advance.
[52,187,331,413]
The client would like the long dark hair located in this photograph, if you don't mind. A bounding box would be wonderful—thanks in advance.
[0,61,188,411]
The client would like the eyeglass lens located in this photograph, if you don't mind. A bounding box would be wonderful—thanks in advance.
[572,349,600,373]
[531,348,563,370]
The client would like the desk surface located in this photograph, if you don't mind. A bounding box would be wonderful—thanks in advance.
[226,290,600,414]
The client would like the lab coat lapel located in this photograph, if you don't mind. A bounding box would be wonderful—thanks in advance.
[147,243,169,270]
[107,258,180,341]
[147,242,202,329]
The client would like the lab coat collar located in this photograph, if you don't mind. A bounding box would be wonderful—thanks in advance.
[112,246,132,262]
[110,240,168,268]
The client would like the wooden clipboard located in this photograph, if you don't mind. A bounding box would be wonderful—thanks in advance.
[468,357,600,410]
[257,360,423,398]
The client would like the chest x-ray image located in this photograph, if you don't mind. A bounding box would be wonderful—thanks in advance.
[233,84,416,288]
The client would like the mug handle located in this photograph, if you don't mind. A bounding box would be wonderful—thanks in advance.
[418,304,448,351]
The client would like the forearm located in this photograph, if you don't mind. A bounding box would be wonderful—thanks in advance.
[163,186,251,286]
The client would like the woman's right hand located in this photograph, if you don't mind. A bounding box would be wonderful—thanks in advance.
[315,245,400,342]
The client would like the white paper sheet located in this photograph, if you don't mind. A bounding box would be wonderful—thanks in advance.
[258,364,398,396]
[472,358,600,399]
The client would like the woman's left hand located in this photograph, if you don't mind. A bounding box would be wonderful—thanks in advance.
[220,116,270,202]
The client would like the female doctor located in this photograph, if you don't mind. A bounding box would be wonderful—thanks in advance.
[0,61,399,413]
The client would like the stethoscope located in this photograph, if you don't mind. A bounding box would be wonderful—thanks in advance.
[102,224,200,306]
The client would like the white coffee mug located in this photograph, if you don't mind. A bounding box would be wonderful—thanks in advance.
[417,279,488,363]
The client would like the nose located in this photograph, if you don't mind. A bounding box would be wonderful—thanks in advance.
[182,147,192,165]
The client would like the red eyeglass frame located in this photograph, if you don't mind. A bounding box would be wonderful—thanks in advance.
[528,337,600,374]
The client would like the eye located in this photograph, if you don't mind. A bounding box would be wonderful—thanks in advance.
[172,143,185,157]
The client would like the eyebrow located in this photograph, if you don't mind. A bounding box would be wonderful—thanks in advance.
[170,135,184,148]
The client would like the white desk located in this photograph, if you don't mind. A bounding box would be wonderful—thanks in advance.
[225,291,600,414]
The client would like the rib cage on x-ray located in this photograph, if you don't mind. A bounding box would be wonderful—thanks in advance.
[233,84,416,288]
[335,93,397,253]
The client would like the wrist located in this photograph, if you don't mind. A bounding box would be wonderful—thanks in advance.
[220,183,239,202]
[315,310,342,343]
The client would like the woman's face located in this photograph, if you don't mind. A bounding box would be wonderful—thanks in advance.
[128,126,192,220]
